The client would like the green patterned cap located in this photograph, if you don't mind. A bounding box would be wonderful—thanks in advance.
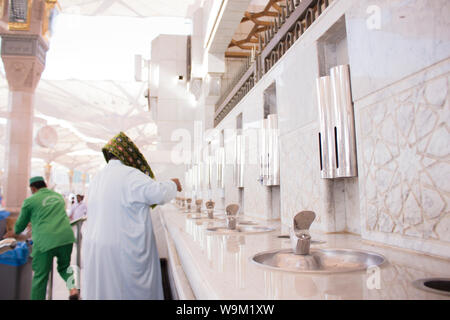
[102,132,155,179]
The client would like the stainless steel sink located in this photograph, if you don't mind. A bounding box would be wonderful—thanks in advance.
[206,226,275,235]
[238,220,258,225]
[212,216,257,225]
[251,248,386,274]
[189,214,207,220]
[277,235,326,245]
[191,213,257,225]
[188,213,224,221]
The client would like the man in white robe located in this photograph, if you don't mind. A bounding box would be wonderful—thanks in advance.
[70,194,87,221]
[81,132,181,299]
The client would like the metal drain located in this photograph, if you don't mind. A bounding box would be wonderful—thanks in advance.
[413,278,450,296]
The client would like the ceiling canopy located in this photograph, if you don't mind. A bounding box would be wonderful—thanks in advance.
[0,1,201,186]
[58,0,200,18]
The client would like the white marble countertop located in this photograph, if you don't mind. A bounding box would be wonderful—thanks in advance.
[160,204,450,300]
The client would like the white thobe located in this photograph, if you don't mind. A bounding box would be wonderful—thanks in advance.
[70,202,87,220]
[81,160,177,300]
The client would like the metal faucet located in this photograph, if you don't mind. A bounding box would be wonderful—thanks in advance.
[225,204,240,230]
[289,211,316,255]
[205,200,215,219]
[195,199,203,214]
[185,198,192,213]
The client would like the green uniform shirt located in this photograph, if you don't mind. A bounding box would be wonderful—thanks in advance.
[15,188,75,254]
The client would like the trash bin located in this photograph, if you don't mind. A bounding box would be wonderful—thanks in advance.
[0,210,10,239]
[0,241,32,300]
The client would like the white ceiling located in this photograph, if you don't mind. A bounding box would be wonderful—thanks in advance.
[58,0,200,17]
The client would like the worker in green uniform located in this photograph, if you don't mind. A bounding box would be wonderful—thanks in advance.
[5,176,79,300]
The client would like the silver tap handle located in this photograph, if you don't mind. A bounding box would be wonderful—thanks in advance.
[205,200,215,209]
[293,211,316,231]
[226,204,240,216]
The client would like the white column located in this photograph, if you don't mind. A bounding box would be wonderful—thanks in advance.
[0,2,50,216]
[3,91,35,213]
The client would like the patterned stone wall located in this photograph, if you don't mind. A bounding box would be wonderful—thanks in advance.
[357,61,450,246]
[279,123,334,232]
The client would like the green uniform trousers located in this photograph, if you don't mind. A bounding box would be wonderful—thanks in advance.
[31,243,74,300]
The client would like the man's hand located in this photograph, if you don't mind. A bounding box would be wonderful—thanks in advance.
[3,230,16,239]
[171,178,182,192]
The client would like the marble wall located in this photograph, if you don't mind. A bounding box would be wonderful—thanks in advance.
[355,59,450,257]
[279,123,332,232]
[205,0,449,258]
[345,0,450,101]
[345,0,450,257]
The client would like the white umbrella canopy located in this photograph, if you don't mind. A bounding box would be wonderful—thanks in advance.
[34,79,155,142]
[78,157,105,172]
[58,0,200,18]
[0,72,158,179]
[54,153,104,171]
[36,80,149,115]
[32,125,88,164]
[73,112,156,142]
[86,142,105,153]
[126,123,158,145]
[84,120,159,151]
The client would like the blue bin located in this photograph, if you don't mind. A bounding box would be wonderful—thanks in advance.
[0,210,10,238]
[0,210,10,220]
[0,242,30,267]
[0,241,32,300]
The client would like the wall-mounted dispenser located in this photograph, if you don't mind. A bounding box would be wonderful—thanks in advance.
[215,147,225,189]
[234,113,245,188]
[330,65,357,177]
[185,167,195,198]
[259,114,280,186]
[185,168,190,195]
[192,164,201,195]
[316,76,336,179]
[197,161,207,197]
[316,64,357,179]
[234,133,245,188]
[199,161,207,192]
[203,159,211,191]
